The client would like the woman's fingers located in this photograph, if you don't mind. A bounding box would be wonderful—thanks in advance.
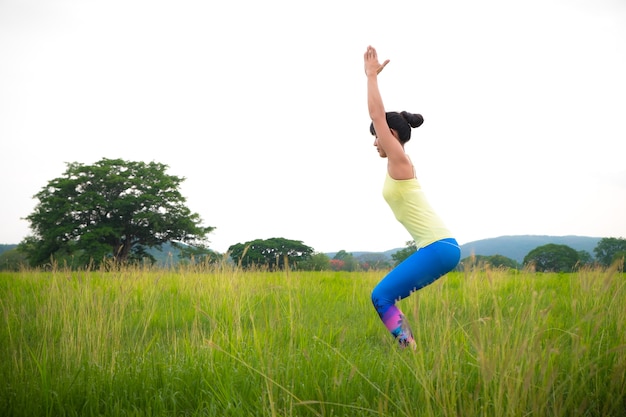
[377,59,390,74]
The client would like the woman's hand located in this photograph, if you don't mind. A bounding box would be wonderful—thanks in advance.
[364,45,390,76]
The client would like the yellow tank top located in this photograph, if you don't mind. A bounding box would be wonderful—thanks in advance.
[383,172,453,249]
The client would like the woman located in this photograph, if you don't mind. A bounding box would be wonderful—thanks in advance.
[364,45,460,348]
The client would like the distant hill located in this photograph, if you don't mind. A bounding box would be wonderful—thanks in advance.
[0,244,17,255]
[1,236,605,266]
[327,235,602,264]
[325,248,399,261]
[0,242,192,266]
[459,235,601,263]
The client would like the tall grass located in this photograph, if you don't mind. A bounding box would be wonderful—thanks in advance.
[0,264,624,416]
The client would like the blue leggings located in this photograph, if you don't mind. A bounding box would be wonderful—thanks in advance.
[371,238,460,345]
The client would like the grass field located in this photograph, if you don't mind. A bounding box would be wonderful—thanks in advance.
[1,265,624,416]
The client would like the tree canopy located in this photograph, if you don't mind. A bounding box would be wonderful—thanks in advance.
[20,158,214,267]
[523,243,579,272]
[391,241,417,266]
[593,237,626,268]
[0,248,27,271]
[297,252,331,271]
[460,254,519,270]
[228,237,313,270]
[332,250,359,271]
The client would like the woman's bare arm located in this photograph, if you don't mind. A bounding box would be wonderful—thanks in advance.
[364,46,414,179]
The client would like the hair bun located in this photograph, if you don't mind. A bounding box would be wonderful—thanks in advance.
[401,111,424,128]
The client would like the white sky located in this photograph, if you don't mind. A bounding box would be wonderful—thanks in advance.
[1,0,625,254]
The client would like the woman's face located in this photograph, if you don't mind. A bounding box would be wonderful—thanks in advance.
[372,129,400,158]
[373,136,387,158]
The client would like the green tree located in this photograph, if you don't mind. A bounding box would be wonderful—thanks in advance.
[612,251,626,270]
[391,241,416,266]
[488,254,519,269]
[333,250,350,261]
[0,248,28,271]
[358,253,392,270]
[228,237,313,270]
[332,250,358,271]
[177,244,222,265]
[459,254,519,271]
[523,244,579,272]
[298,252,331,271]
[576,250,593,267]
[20,158,214,267]
[593,237,626,267]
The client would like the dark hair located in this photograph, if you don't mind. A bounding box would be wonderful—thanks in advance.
[369,111,424,144]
